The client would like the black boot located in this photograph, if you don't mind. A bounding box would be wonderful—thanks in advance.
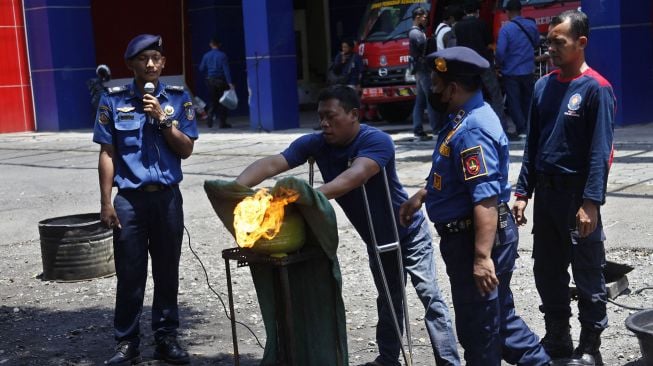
[567,327,603,366]
[541,318,573,359]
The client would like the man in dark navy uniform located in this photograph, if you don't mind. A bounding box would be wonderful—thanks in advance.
[93,34,198,365]
[512,10,615,366]
[400,46,551,366]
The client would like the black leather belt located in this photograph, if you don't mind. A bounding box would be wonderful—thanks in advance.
[536,173,586,191]
[435,203,511,236]
[137,184,175,192]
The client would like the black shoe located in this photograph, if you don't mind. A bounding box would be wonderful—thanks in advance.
[507,132,523,141]
[105,341,141,365]
[414,132,432,141]
[219,123,232,128]
[154,336,190,364]
[566,327,603,366]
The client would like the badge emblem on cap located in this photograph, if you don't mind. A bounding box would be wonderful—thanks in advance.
[164,105,175,116]
[435,58,447,72]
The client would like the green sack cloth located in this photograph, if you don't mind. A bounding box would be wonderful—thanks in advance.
[204,177,348,366]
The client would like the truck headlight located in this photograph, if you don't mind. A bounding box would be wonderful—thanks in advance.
[404,68,416,83]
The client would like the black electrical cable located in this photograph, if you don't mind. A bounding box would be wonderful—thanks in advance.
[606,286,653,311]
[152,129,264,350]
[184,226,265,350]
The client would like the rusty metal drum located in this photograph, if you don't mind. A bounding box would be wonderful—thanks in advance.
[38,213,115,281]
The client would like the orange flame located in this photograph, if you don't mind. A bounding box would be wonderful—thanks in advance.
[233,188,300,248]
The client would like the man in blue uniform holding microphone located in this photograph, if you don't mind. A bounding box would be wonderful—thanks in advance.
[93,34,198,365]
[400,46,550,366]
[512,10,615,366]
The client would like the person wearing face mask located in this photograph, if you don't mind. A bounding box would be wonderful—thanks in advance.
[399,47,551,366]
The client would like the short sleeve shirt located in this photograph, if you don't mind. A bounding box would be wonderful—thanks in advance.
[92,81,199,189]
[282,124,423,244]
[425,91,512,223]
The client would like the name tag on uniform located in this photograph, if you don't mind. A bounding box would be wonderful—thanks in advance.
[433,173,442,190]
[118,114,134,121]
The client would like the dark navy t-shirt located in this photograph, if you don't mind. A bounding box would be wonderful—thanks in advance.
[515,68,616,204]
[282,124,423,245]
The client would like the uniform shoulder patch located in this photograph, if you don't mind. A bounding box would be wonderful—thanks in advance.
[460,145,488,180]
[165,85,185,92]
[107,85,128,95]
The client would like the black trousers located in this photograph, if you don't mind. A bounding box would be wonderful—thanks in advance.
[205,77,229,127]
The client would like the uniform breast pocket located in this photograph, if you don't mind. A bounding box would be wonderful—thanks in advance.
[114,117,144,150]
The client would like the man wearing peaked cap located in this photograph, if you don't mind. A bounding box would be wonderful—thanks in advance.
[399,45,552,365]
[124,34,163,60]
[93,33,198,365]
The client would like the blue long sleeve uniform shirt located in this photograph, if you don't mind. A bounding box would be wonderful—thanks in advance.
[199,48,232,83]
[515,68,616,204]
[495,16,539,76]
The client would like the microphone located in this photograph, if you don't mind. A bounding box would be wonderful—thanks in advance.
[144,82,155,94]
[144,82,155,124]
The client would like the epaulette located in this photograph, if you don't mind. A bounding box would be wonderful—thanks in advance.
[107,85,128,95]
[165,85,185,92]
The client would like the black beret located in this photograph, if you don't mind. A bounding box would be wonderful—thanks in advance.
[426,46,489,76]
[124,34,162,60]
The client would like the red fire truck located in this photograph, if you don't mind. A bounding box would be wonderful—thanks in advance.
[357,0,580,122]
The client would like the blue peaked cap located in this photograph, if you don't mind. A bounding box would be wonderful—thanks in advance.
[426,46,489,76]
[124,34,162,60]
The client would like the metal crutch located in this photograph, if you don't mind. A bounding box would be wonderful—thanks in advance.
[309,159,412,365]
[360,167,413,366]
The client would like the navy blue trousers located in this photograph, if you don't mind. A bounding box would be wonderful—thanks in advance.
[439,218,549,365]
[502,74,535,135]
[112,187,184,346]
[532,186,608,330]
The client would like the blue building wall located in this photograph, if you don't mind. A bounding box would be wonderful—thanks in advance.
[24,0,96,131]
[583,0,653,126]
[242,0,298,130]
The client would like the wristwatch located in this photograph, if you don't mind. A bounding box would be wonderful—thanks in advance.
[158,118,173,130]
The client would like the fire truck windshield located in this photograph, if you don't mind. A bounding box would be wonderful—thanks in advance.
[358,0,431,42]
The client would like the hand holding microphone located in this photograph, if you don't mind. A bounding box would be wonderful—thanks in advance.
[142,82,164,124]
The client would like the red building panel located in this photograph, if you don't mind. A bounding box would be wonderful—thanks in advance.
[0,0,34,133]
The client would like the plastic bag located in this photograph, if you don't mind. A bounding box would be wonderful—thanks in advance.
[219,89,238,110]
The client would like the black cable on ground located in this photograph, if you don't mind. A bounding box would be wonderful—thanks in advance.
[606,286,653,311]
[184,226,265,350]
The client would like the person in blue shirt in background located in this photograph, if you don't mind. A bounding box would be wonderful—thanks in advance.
[236,85,460,366]
[400,47,551,366]
[93,34,198,365]
[199,37,234,128]
[495,0,540,140]
[512,10,615,366]
[330,38,363,89]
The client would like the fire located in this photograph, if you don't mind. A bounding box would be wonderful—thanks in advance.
[233,188,300,248]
